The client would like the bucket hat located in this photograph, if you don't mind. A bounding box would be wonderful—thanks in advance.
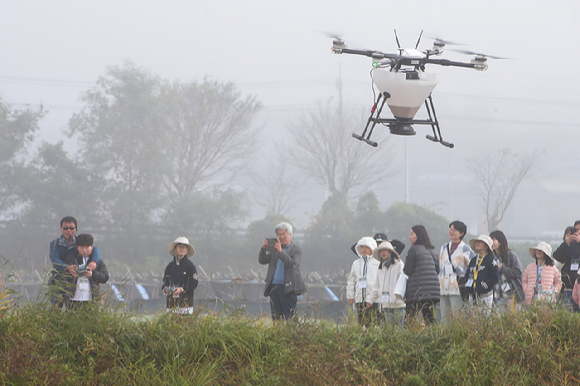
[169,236,195,258]
[372,241,400,261]
[469,235,493,252]
[529,241,553,260]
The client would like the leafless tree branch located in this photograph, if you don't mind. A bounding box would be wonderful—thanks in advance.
[468,148,541,231]
[285,101,396,198]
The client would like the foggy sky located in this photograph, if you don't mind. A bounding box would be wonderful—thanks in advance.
[1,0,579,236]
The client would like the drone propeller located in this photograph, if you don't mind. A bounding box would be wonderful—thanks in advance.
[450,49,509,60]
[321,31,342,40]
[430,37,465,46]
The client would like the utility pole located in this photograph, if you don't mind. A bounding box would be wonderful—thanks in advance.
[405,137,409,203]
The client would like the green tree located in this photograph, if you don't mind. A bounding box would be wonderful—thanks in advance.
[0,99,44,217]
[385,202,450,256]
[68,62,166,259]
[303,193,358,272]
[353,191,387,236]
[246,213,291,247]
[160,78,262,195]
[17,141,101,237]
[163,188,250,271]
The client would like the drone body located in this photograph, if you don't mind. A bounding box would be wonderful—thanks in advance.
[332,32,492,148]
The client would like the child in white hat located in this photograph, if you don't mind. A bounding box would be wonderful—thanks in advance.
[463,235,499,313]
[162,237,199,314]
[347,236,379,326]
[368,241,405,325]
[522,242,562,305]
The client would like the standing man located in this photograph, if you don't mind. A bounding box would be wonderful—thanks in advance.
[48,216,100,306]
[259,222,306,321]
[553,220,580,310]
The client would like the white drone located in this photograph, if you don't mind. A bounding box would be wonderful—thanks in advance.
[332,30,502,148]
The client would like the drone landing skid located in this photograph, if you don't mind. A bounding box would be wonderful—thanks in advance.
[352,93,454,149]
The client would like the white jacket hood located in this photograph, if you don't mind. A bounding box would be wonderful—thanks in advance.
[355,237,377,257]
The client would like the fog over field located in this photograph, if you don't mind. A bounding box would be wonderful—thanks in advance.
[1,1,579,277]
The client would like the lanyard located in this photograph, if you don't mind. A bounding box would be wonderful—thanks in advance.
[536,264,544,289]
[359,256,368,278]
[381,263,392,293]
[358,256,369,302]
[171,259,187,287]
[473,254,485,281]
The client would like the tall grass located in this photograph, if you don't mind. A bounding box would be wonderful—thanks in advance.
[1,302,580,385]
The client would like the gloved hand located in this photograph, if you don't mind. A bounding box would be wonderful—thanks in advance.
[481,281,488,290]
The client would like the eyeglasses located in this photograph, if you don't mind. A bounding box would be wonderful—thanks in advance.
[62,227,76,231]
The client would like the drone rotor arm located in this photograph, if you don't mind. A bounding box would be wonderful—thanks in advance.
[425,58,486,70]
[340,48,400,60]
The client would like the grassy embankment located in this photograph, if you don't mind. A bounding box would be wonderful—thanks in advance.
[1,298,580,386]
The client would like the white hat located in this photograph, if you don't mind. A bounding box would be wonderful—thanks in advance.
[169,237,195,258]
[355,237,377,257]
[469,235,493,252]
[529,242,553,260]
[372,241,400,261]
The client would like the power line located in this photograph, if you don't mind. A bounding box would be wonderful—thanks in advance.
[3,74,575,107]
[0,75,94,88]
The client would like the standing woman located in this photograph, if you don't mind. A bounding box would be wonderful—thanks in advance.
[490,230,525,305]
[438,221,473,321]
[162,237,199,314]
[404,225,440,325]
[522,242,562,305]
[464,235,499,314]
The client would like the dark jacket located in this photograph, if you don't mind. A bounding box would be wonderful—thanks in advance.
[49,236,100,277]
[60,248,109,301]
[496,250,525,303]
[403,244,440,303]
[259,242,305,297]
[464,252,499,296]
[553,241,580,289]
[162,256,198,309]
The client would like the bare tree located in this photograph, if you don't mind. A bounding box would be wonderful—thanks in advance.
[285,102,396,197]
[468,148,540,231]
[250,153,306,216]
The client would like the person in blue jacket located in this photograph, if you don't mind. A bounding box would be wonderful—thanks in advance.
[48,216,101,307]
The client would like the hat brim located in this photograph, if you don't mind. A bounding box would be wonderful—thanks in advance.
[372,244,400,261]
[469,238,493,252]
[529,247,552,260]
[169,242,195,258]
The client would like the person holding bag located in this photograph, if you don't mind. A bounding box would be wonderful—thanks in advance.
[522,242,562,305]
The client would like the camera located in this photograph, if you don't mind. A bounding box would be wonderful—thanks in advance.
[76,265,88,275]
[166,286,177,294]
[265,237,278,252]
[571,228,577,235]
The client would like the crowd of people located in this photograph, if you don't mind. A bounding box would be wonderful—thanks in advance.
[346,220,580,326]
[48,216,200,314]
[47,215,580,323]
